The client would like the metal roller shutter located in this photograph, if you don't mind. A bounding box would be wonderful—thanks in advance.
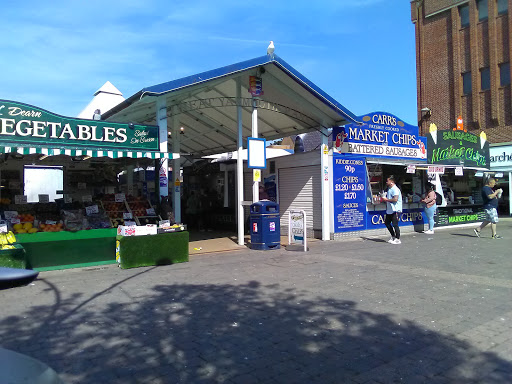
[278,165,321,238]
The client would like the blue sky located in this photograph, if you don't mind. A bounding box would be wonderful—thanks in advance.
[1,0,419,125]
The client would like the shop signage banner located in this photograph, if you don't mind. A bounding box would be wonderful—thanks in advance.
[332,112,427,161]
[427,128,489,168]
[0,100,159,151]
[333,155,367,232]
[490,145,512,169]
[367,208,426,229]
[435,206,486,227]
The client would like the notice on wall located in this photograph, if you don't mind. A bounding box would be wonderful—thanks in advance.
[333,156,367,232]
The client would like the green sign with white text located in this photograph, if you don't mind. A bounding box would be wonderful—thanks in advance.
[0,100,159,151]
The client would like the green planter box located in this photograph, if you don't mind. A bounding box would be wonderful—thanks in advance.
[117,231,189,269]
[0,244,27,269]
[16,229,117,271]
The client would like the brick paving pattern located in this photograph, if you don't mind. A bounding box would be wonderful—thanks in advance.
[1,220,512,383]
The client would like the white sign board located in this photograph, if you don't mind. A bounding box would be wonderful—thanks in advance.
[288,210,307,252]
[428,165,445,174]
[38,194,50,203]
[115,193,126,202]
[14,195,28,204]
[455,166,463,176]
[247,137,266,169]
[85,205,99,216]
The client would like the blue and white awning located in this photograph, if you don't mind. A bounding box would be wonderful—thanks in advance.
[0,146,177,159]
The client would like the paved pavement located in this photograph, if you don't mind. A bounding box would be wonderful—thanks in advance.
[1,220,512,384]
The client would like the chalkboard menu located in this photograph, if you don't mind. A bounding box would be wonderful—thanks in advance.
[333,156,367,232]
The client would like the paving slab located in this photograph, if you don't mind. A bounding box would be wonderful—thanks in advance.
[1,220,512,383]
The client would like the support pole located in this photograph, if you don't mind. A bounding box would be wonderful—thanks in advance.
[509,172,512,217]
[252,97,259,203]
[156,97,169,204]
[172,113,181,223]
[236,78,245,245]
[320,127,330,240]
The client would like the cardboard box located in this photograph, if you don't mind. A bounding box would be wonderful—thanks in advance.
[117,226,137,236]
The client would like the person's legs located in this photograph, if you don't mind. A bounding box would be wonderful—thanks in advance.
[384,214,396,239]
[425,206,435,231]
[392,213,400,240]
[491,223,497,237]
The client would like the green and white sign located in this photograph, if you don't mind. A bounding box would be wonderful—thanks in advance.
[0,100,159,151]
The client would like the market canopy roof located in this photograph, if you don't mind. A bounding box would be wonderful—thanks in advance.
[0,146,173,159]
[102,54,359,157]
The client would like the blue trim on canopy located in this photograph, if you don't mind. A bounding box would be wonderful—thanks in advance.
[105,55,358,124]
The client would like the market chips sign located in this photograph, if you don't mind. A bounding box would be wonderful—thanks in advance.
[332,112,427,161]
[427,125,489,168]
[0,100,159,151]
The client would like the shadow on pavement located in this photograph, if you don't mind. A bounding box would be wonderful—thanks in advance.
[361,237,388,243]
[1,278,511,383]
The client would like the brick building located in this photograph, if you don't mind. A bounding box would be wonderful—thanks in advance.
[411,0,511,143]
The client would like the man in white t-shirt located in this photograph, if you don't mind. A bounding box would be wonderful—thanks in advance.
[381,175,403,244]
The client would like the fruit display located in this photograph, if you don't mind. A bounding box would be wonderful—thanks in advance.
[39,222,64,232]
[110,218,129,228]
[125,196,161,225]
[13,222,38,234]
[0,231,17,249]
[17,213,35,222]
[84,203,111,229]
[0,198,11,205]
[100,195,130,227]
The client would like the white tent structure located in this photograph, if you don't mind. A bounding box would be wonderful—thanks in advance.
[77,81,125,119]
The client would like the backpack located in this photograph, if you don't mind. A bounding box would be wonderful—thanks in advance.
[435,192,443,205]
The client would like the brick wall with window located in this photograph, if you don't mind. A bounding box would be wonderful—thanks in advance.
[412,0,511,142]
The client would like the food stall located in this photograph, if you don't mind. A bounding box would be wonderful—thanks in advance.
[425,125,491,227]
[331,112,429,238]
[0,100,188,270]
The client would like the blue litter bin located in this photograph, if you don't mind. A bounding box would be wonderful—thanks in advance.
[250,201,280,250]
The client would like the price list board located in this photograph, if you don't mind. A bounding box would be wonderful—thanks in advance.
[333,156,367,232]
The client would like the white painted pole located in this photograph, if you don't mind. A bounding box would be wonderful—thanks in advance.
[509,172,512,216]
[236,78,245,245]
[320,127,330,241]
[156,97,169,202]
[172,113,181,223]
[252,97,259,203]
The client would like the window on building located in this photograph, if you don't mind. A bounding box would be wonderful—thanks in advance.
[460,4,470,27]
[480,67,490,90]
[497,0,508,15]
[478,0,488,21]
[462,72,472,95]
[500,62,511,86]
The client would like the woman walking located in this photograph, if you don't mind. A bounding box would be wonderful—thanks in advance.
[421,183,437,234]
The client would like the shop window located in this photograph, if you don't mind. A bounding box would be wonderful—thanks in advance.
[497,0,508,15]
[462,72,472,95]
[477,0,488,21]
[460,4,470,27]
[500,62,510,86]
[24,166,63,203]
[480,67,490,90]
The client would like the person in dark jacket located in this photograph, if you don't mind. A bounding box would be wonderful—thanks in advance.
[474,178,503,239]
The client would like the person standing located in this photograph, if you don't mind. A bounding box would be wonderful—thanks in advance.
[420,183,437,234]
[381,175,403,244]
[474,178,503,239]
